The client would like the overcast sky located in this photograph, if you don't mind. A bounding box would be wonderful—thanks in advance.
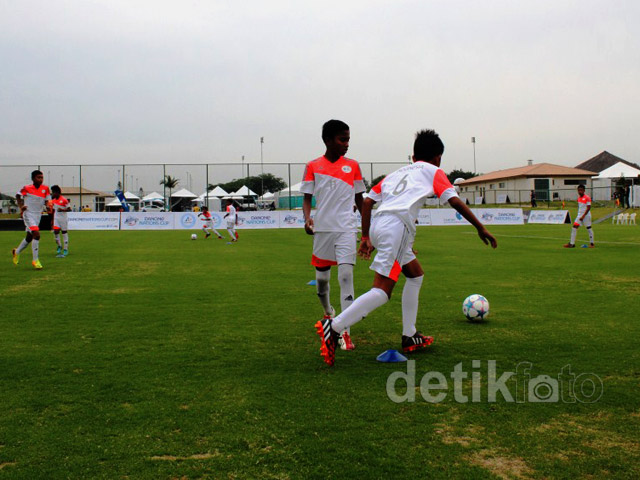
[1,0,639,191]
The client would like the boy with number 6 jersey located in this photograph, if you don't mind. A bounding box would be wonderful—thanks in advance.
[315,129,498,366]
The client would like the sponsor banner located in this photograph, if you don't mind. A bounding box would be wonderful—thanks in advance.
[475,208,524,225]
[236,211,279,229]
[279,210,306,228]
[67,212,120,230]
[427,208,524,226]
[417,209,432,226]
[120,212,175,230]
[177,212,202,230]
[528,210,570,224]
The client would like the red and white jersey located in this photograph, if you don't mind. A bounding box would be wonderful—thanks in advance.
[577,194,591,217]
[368,161,458,232]
[52,196,70,221]
[199,211,213,223]
[17,184,51,213]
[300,156,366,232]
[226,205,237,223]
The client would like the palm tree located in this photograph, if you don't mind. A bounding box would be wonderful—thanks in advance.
[160,175,179,211]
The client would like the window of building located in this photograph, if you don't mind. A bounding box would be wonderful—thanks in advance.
[564,179,586,185]
[499,182,505,188]
[489,184,495,189]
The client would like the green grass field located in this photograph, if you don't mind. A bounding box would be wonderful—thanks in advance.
[1,219,639,479]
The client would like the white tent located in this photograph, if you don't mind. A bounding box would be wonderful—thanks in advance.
[231,185,258,197]
[596,162,640,179]
[262,191,275,199]
[106,197,123,207]
[208,186,228,197]
[170,188,197,198]
[142,191,164,201]
[277,182,304,196]
[124,191,140,200]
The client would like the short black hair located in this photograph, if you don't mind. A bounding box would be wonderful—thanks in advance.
[31,169,43,180]
[578,184,585,189]
[202,205,208,211]
[413,129,444,161]
[51,185,61,194]
[322,119,349,141]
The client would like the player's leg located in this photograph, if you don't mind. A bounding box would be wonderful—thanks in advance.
[584,216,594,246]
[335,232,357,350]
[31,228,42,268]
[203,225,211,238]
[53,227,62,253]
[400,258,433,352]
[13,231,32,265]
[212,228,223,239]
[564,222,579,247]
[312,233,338,317]
[226,222,236,241]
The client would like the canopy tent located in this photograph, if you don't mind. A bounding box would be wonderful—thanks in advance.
[123,191,140,200]
[231,185,258,197]
[142,191,164,201]
[170,188,197,198]
[262,191,274,199]
[208,186,229,197]
[277,182,304,196]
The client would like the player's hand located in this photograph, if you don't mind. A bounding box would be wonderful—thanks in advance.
[358,237,374,259]
[304,218,315,235]
[478,227,497,248]
[20,205,27,213]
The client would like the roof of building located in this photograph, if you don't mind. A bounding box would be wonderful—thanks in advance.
[460,163,597,186]
[575,151,640,172]
[60,187,111,196]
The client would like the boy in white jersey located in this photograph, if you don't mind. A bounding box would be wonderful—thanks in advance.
[315,129,497,366]
[198,206,223,239]
[51,185,71,257]
[302,120,366,351]
[224,200,239,242]
[564,184,595,248]
[12,170,52,270]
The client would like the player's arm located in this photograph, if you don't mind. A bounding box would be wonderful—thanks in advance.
[358,197,376,259]
[16,193,26,213]
[581,205,591,220]
[302,193,314,235]
[354,192,364,214]
[448,196,497,248]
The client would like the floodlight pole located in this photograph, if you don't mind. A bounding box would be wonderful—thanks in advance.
[260,137,264,199]
[472,137,476,173]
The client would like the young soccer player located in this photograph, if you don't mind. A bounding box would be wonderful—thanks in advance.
[564,184,594,248]
[315,129,498,366]
[198,206,223,239]
[301,119,366,351]
[224,200,239,242]
[51,185,71,257]
[12,170,52,270]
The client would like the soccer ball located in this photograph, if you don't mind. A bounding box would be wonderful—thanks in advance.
[462,294,489,321]
[191,233,197,240]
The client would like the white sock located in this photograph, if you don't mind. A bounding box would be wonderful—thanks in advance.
[32,239,39,261]
[17,238,29,254]
[54,233,61,247]
[588,228,594,244]
[332,288,388,333]
[570,227,578,245]
[227,227,235,240]
[213,229,223,237]
[338,264,355,334]
[203,227,210,235]
[316,269,332,315]
[402,276,423,336]
[63,233,69,249]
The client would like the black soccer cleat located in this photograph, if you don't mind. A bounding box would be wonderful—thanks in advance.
[402,332,434,353]
[315,318,340,366]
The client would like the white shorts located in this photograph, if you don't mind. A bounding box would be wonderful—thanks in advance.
[369,213,416,281]
[23,211,43,231]
[312,231,357,267]
[574,213,592,228]
[53,216,68,231]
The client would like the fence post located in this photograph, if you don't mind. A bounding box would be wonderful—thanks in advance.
[288,163,292,210]
[79,165,83,210]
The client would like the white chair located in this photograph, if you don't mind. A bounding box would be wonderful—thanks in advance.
[621,213,630,225]
[630,213,636,225]
[613,213,624,225]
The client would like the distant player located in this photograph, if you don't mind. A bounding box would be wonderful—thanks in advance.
[564,184,594,248]
[224,200,239,242]
[198,206,223,239]
[302,119,365,351]
[51,185,71,257]
[12,170,52,270]
[315,129,498,366]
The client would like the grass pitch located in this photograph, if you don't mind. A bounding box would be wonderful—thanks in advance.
[1,220,639,479]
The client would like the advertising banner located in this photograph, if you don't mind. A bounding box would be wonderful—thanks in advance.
[67,212,120,230]
[236,211,279,229]
[175,211,221,230]
[120,212,175,230]
[279,210,306,228]
[429,209,470,226]
[528,210,571,224]
[417,209,432,226]
[475,208,524,225]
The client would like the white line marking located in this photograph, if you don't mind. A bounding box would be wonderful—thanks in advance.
[460,232,640,246]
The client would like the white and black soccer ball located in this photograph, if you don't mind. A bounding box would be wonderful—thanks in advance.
[191,233,197,240]
[462,294,489,321]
